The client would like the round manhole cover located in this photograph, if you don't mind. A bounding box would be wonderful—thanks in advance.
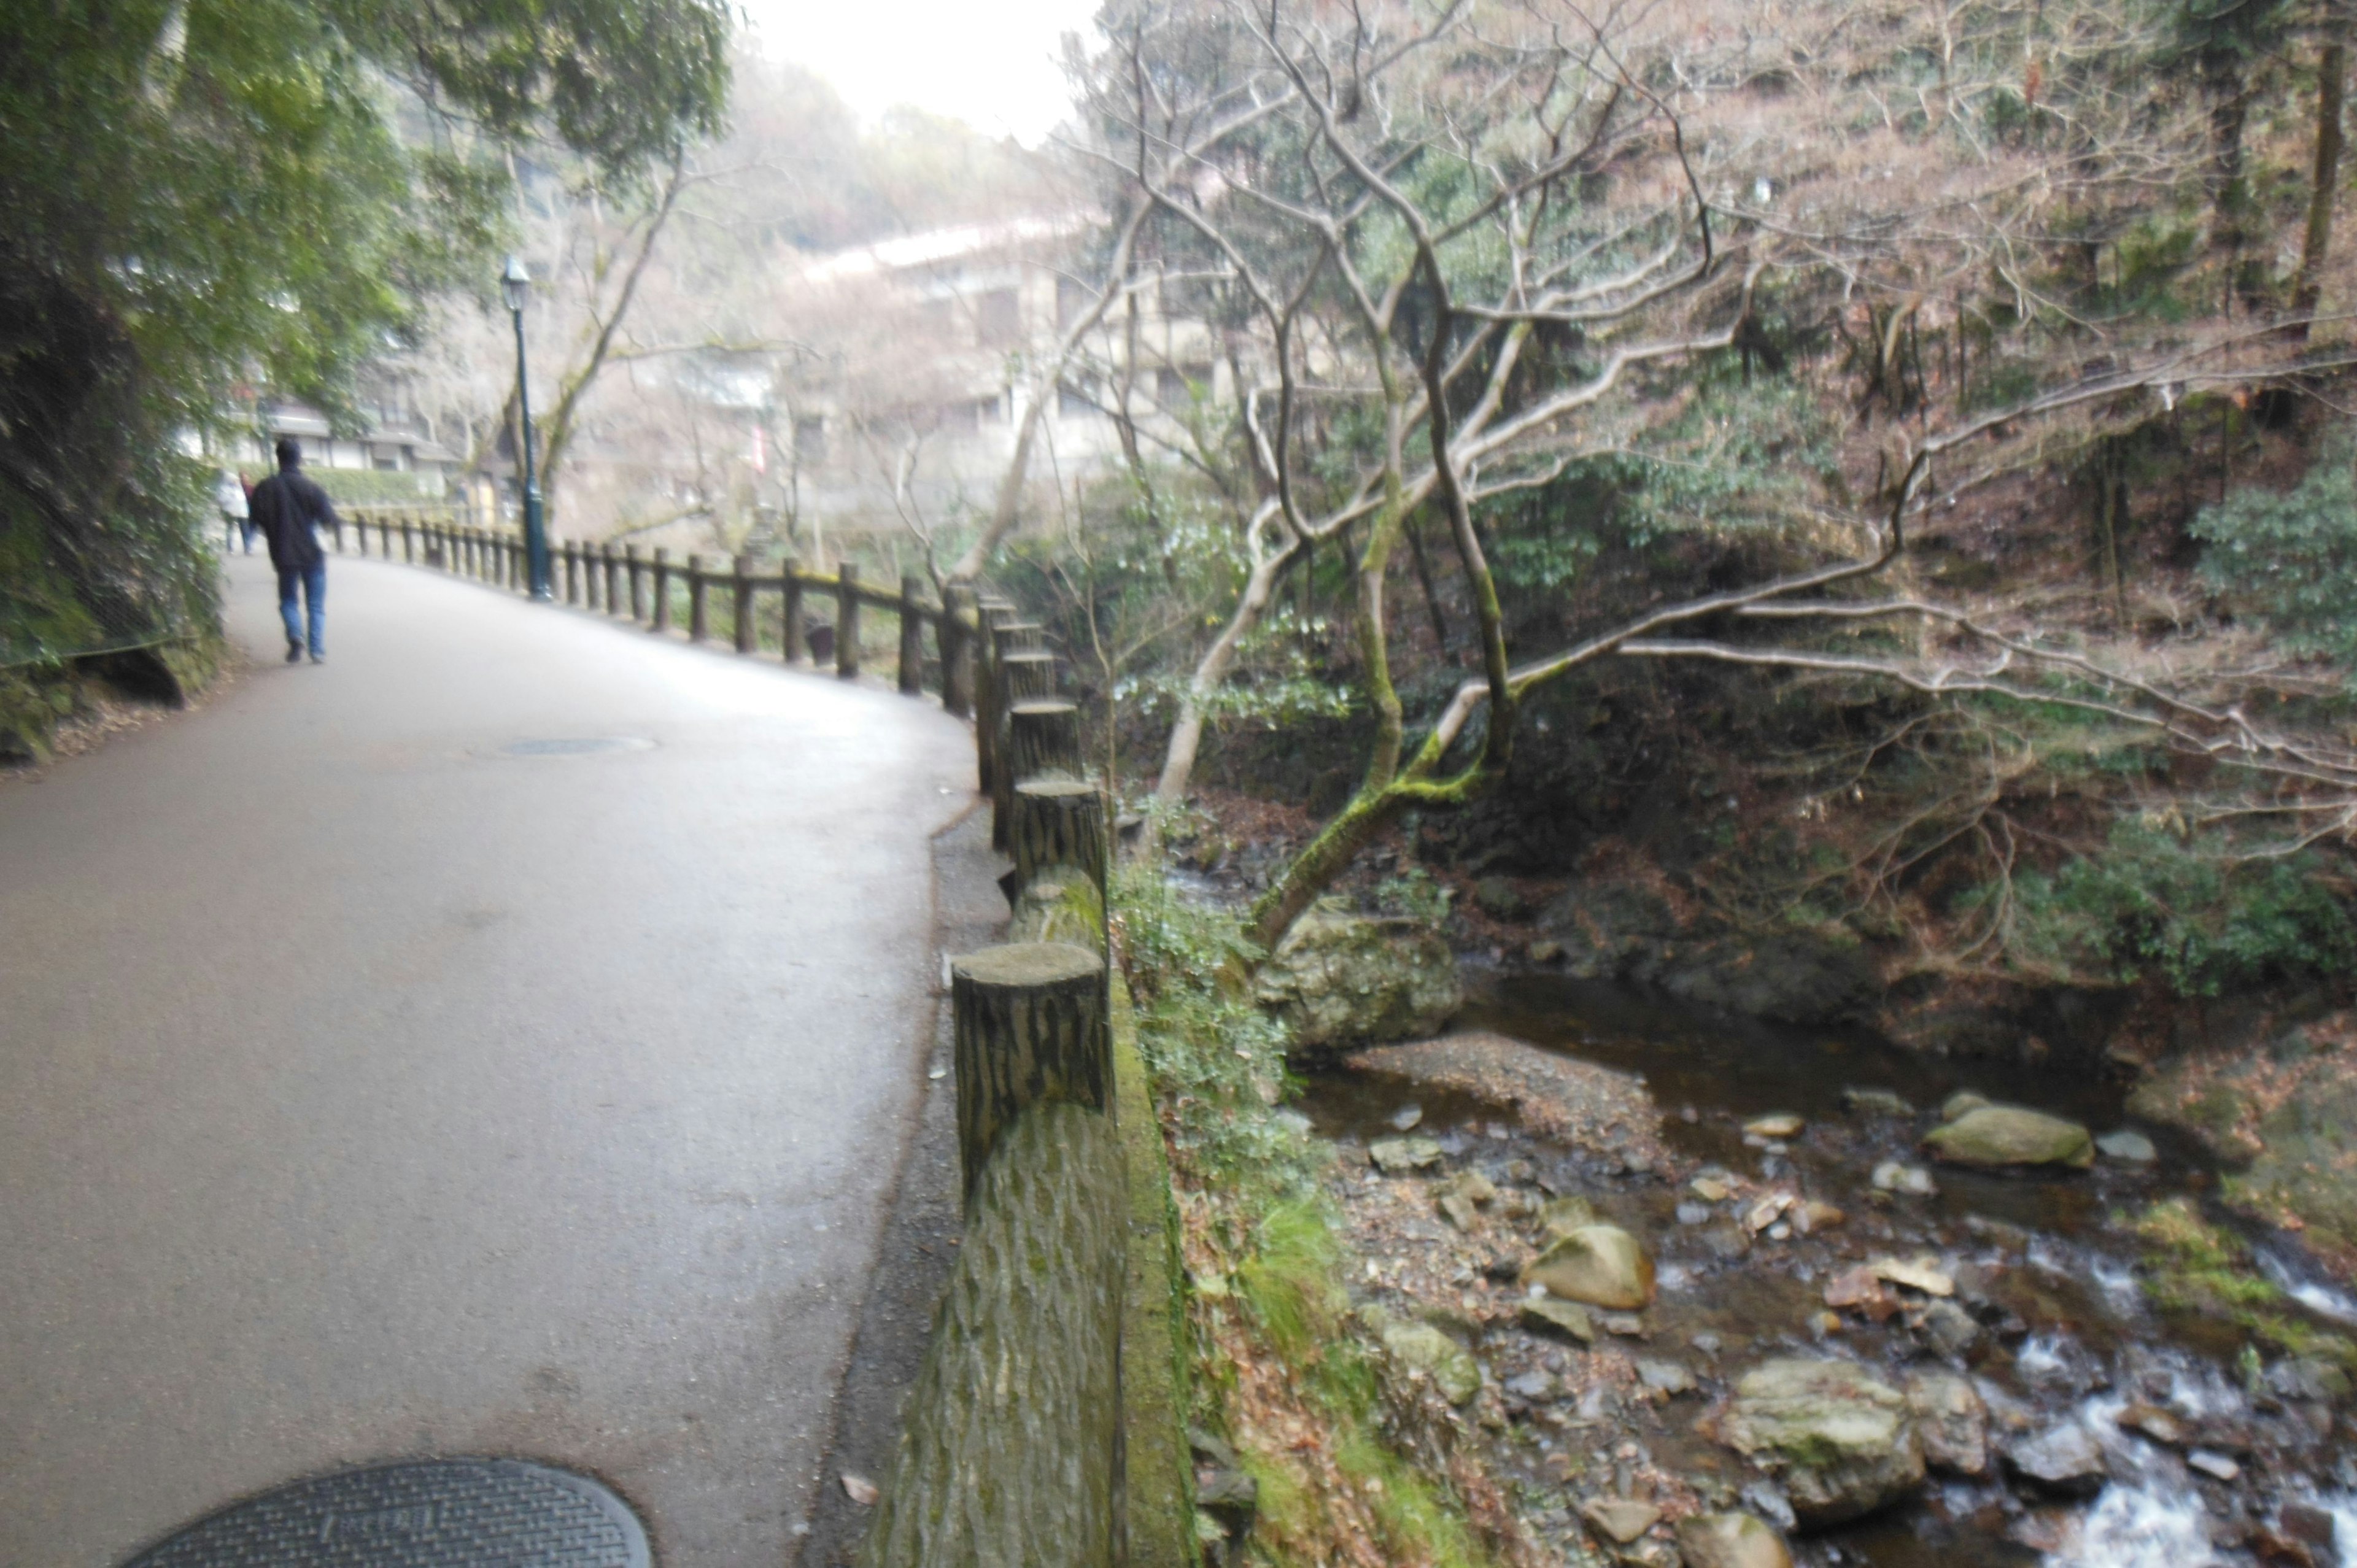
[497,737,654,758]
[122,1458,651,1568]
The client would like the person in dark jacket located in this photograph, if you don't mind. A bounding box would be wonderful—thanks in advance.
[247,438,339,663]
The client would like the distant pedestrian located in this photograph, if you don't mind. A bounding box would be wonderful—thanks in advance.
[247,438,339,663]
[215,469,252,554]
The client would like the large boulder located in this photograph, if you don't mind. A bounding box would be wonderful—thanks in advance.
[1676,1513,1794,1568]
[1255,912,1461,1052]
[1526,1223,1654,1311]
[1923,1105,2094,1169]
[1719,1358,1925,1526]
[1343,1032,1668,1165]
[1539,884,1874,1024]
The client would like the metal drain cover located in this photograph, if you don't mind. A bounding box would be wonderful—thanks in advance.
[122,1458,651,1568]
[497,736,653,758]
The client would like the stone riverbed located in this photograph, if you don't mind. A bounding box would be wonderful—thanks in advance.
[1298,971,2357,1568]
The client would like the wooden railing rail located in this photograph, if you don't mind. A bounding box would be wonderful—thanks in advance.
[341,506,979,711]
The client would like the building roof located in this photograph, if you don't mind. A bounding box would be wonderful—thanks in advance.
[793,214,1088,285]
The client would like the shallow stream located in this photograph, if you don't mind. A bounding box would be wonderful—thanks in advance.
[1300,972,2357,1568]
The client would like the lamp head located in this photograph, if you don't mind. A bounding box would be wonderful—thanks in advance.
[500,255,530,313]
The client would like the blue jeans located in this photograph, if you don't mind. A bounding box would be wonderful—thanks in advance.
[277,562,326,657]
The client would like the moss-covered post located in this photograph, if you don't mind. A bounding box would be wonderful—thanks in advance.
[837,562,862,679]
[898,574,926,695]
[733,554,755,654]
[950,941,1110,1205]
[687,554,709,642]
[651,548,672,633]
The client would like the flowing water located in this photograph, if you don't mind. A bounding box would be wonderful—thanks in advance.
[1299,972,2357,1568]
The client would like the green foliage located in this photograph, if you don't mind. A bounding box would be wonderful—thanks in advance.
[309,468,454,505]
[2193,435,2357,683]
[2011,823,2357,995]
[1374,867,1452,924]
[1485,372,1837,595]
[1113,860,1317,1202]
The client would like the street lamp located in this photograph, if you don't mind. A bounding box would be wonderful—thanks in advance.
[501,254,552,600]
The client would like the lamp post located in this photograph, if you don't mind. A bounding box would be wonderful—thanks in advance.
[501,255,552,600]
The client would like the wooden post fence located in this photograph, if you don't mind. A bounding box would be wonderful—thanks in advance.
[783,557,807,664]
[733,555,755,655]
[836,563,861,679]
[899,574,926,695]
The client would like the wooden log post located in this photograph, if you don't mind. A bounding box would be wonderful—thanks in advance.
[355,514,370,557]
[782,559,805,664]
[836,563,861,679]
[732,554,755,654]
[563,541,579,604]
[651,549,672,632]
[379,515,393,557]
[460,528,473,576]
[333,514,346,554]
[940,585,976,719]
[898,574,926,695]
[1010,779,1109,896]
[624,544,643,620]
[604,544,622,615]
[992,652,1061,848]
[401,514,416,563]
[1007,698,1082,779]
[687,554,709,642]
[973,601,1019,794]
[949,942,1110,1205]
[999,649,1056,702]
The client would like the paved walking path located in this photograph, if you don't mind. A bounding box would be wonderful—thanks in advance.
[0,554,973,1565]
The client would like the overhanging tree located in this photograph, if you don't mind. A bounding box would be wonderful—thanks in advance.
[0,0,729,665]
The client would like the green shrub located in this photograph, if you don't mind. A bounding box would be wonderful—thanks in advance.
[1113,859,1317,1202]
[2193,435,2357,684]
[2011,822,2356,995]
[309,468,455,506]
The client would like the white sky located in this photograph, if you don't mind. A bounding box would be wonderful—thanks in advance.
[738,0,1100,144]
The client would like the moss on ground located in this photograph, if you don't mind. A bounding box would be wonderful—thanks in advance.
[1115,860,1510,1567]
[2132,1197,2357,1370]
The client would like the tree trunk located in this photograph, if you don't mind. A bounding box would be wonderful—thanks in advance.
[2293,40,2348,339]
[1151,511,1299,805]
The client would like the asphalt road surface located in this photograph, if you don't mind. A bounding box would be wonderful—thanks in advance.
[0,553,973,1565]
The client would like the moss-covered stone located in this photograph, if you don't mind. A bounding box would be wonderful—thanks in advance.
[1253,911,1461,1052]
[1922,1105,2093,1168]
[1717,1358,1925,1526]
